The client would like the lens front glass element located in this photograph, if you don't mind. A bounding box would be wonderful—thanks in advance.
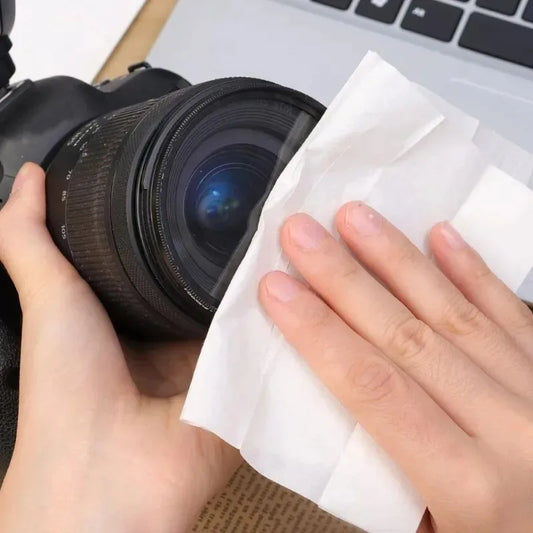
[186,145,277,265]
[141,81,323,316]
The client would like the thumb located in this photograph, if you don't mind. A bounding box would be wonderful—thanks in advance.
[0,163,134,409]
[0,163,79,309]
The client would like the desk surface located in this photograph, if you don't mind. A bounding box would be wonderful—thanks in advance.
[95,0,179,83]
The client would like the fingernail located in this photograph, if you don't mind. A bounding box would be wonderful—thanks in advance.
[11,163,33,195]
[345,202,383,236]
[265,272,301,303]
[440,222,466,250]
[287,214,326,251]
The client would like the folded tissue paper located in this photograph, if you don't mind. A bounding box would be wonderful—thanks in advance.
[182,52,533,533]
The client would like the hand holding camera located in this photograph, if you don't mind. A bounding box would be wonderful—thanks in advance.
[0,163,241,532]
[0,0,324,467]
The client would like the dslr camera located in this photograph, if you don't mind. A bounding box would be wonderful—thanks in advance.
[0,0,324,468]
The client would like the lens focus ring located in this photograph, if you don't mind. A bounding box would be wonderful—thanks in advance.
[65,102,167,334]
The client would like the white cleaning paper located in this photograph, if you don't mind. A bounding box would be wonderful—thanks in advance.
[182,53,533,533]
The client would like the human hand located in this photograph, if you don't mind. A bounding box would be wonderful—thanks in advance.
[259,204,533,532]
[0,164,241,533]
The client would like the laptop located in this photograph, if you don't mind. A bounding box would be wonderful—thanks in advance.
[148,0,533,153]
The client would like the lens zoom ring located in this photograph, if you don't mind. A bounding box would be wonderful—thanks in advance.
[64,101,172,334]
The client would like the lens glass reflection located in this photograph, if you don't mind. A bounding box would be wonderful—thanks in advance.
[186,145,277,265]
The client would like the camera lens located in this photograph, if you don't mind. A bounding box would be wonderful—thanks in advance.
[46,79,324,338]
[186,145,275,262]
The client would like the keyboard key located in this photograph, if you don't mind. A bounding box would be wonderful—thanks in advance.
[459,13,533,68]
[355,0,405,24]
[476,0,520,15]
[523,0,533,22]
[312,0,353,9]
[401,0,463,42]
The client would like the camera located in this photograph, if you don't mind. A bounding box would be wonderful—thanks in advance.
[0,0,325,469]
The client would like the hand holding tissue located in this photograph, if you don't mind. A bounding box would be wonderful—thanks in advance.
[182,53,533,532]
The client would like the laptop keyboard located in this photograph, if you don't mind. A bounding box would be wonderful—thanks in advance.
[401,0,464,42]
[311,0,533,70]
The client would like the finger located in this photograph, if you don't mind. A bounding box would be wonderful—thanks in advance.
[280,213,518,437]
[0,164,132,409]
[0,164,80,308]
[335,203,533,400]
[259,271,477,504]
[430,222,533,358]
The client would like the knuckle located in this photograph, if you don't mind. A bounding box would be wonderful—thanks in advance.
[394,245,419,271]
[300,299,332,332]
[347,358,404,404]
[337,263,362,286]
[439,297,485,336]
[384,315,433,364]
[471,262,494,287]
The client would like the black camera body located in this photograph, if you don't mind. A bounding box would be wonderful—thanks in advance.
[0,54,191,473]
[0,0,324,471]
[0,67,191,203]
[0,3,200,469]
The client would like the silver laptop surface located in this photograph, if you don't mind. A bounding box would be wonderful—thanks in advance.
[149,0,533,153]
[149,0,533,300]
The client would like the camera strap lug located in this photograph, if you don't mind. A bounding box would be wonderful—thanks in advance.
[128,61,152,73]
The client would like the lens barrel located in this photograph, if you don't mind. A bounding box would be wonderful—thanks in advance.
[46,79,324,339]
